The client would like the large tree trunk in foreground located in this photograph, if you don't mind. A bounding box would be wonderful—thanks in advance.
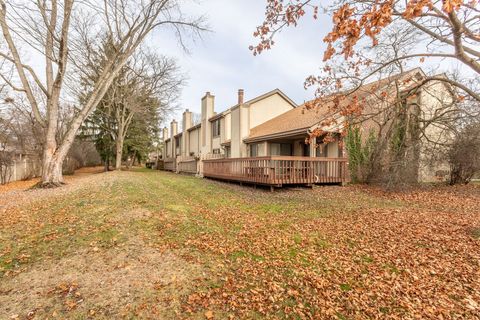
[0,1,204,187]
[41,156,64,187]
[40,114,83,186]
[41,142,66,187]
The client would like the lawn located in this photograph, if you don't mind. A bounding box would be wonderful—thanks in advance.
[1,169,479,319]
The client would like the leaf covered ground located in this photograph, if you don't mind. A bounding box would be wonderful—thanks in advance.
[0,169,479,319]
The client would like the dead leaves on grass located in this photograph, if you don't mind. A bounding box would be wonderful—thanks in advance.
[180,185,480,319]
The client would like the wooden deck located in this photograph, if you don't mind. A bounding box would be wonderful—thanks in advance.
[176,157,197,174]
[164,158,176,171]
[203,156,349,186]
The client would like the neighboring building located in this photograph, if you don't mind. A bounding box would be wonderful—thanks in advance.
[161,69,455,186]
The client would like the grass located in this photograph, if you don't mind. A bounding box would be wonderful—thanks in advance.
[1,169,479,319]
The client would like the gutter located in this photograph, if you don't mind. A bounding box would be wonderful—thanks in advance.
[243,128,309,143]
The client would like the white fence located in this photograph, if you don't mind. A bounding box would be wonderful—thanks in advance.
[1,159,42,184]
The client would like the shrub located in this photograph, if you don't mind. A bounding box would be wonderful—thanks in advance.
[345,126,377,183]
[449,123,480,185]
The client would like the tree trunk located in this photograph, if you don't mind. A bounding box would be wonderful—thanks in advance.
[40,113,82,187]
[115,136,123,170]
[41,148,65,187]
[104,155,109,172]
[130,151,137,168]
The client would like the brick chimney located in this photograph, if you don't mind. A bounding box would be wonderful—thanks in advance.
[238,89,244,105]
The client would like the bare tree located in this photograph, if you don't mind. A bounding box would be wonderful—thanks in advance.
[82,45,182,170]
[448,122,480,184]
[253,0,480,103]
[0,0,205,186]
[306,24,461,186]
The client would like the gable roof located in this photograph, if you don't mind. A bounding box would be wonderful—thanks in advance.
[246,68,426,142]
[247,103,330,141]
[209,88,297,122]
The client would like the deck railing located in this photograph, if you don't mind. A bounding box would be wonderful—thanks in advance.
[176,156,197,174]
[203,156,349,186]
[164,157,176,171]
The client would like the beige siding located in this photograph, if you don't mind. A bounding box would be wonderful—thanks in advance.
[224,112,231,141]
[249,93,295,129]
[231,107,241,158]
[165,140,172,158]
[327,141,339,157]
[188,128,200,156]
[418,81,455,182]
[293,140,303,156]
[212,136,221,151]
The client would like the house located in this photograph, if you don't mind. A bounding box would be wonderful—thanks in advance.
[163,89,298,159]
[161,88,348,187]
[161,68,455,187]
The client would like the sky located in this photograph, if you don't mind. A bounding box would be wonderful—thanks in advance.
[147,0,332,123]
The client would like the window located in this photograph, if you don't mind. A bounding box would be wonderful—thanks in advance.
[175,137,181,155]
[270,143,280,156]
[303,143,310,157]
[270,143,292,156]
[213,148,221,154]
[281,143,292,156]
[225,146,231,158]
[212,119,221,137]
[250,143,258,157]
[316,144,328,157]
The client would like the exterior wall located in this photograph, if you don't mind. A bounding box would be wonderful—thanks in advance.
[163,90,297,162]
[212,136,221,152]
[327,141,339,158]
[230,106,241,158]
[170,120,178,158]
[182,110,192,156]
[249,93,295,129]
[175,135,182,156]
[162,127,168,159]
[188,127,200,156]
[417,81,455,182]
[165,140,172,158]
[239,105,249,157]
[201,93,215,154]
[224,112,231,141]
[293,140,303,156]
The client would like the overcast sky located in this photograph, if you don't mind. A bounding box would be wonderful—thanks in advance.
[147,0,332,123]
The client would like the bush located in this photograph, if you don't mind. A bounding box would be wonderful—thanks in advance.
[449,123,480,185]
[0,151,14,185]
[344,126,377,183]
